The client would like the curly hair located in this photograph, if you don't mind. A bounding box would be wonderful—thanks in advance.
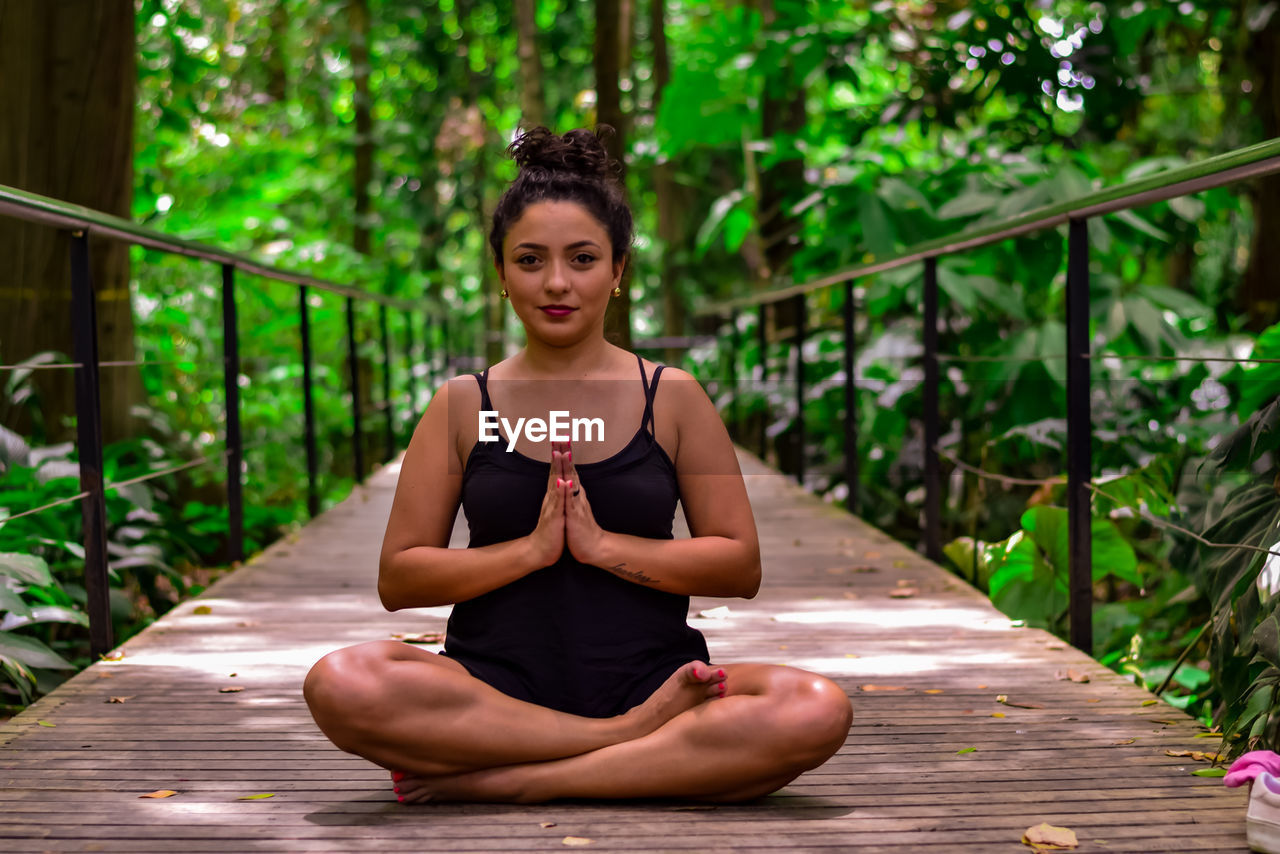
[489,126,633,268]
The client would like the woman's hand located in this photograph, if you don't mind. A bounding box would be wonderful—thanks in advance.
[525,449,568,568]
[554,440,609,567]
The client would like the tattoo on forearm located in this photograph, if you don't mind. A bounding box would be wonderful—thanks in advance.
[609,563,657,585]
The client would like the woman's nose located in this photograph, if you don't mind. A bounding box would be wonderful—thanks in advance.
[543,259,571,293]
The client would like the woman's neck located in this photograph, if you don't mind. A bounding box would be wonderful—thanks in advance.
[517,336,615,378]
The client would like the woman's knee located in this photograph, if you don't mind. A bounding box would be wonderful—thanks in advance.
[304,641,403,735]
[767,669,852,767]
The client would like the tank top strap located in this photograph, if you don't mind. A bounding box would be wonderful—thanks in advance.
[473,368,494,412]
[637,353,663,437]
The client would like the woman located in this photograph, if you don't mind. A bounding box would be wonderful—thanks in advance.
[303,126,852,804]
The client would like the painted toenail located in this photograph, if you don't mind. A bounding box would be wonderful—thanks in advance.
[717,669,725,678]
[394,787,400,794]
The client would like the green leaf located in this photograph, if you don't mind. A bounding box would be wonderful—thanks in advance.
[1111,208,1170,242]
[0,554,53,587]
[0,631,75,670]
[858,192,894,259]
[1191,768,1227,777]
[987,531,1066,625]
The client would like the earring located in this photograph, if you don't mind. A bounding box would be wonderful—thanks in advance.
[500,289,508,299]
[613,286,621,297]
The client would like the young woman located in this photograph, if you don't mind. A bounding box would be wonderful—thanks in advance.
[303,126,852,804]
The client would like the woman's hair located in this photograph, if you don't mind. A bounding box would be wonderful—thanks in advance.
[489,126,633,268]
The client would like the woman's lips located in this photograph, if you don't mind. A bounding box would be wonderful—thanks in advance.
[539,307,577,317]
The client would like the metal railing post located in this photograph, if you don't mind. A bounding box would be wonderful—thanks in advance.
[379,303,394,463]
[68,231,112,658]
[346,297,366,482]
[404,309,418,423]
[757,303,768,460]
[726,312,739,430]
[220,264,243,563]
[843,280,858,515]
[298,286,320,518]
[1066,218,1094,654]
[793,293,806,487]
[923,258,942,562]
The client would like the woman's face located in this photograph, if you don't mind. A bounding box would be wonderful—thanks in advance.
[496,200,625,345]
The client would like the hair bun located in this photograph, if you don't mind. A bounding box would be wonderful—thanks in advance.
[507,125,620,182]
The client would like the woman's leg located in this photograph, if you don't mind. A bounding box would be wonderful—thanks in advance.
[302,640,726,776]
[396,662,852,804]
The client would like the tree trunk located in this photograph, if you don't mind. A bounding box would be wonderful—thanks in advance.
[650,0,686,368]
[1237,8,1280,332]
[0,0,142,445]
[265,0,289,102]
[596,0,632,350]
[513,0,546,130]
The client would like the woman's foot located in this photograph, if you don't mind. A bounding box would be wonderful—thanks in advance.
[620,661,726,737]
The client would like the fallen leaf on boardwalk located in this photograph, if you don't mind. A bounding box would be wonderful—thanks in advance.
[540,822,557,828]
[962,709,975,714]
[106,696,134,704]
[36,720,55,727]
[978,684,988,690]
[1112,738,1137,745]
[865,551,882,559]
[219,686,244,693]
[844,653,859,658]
[843,592,859,600]
[1086,698,1101,703]
[562,837,593,847]
[1022,822,1078,850]
[892,560,907,568]
[778,645,788,650]
[102,650,125,661]
[139,790,178,799]
[924,689,945,694]
[1192,768,1228,777]
[956,747,977,754]
[1055,669,1091,683]
[1150,719,1179,725]
[1194,732,1223,738]
[1165,749,1224,762]
[192,605,212,615]
[391,632,444,644]
[697,606,732,619]
[793,538,802,546]
[1141,699,1158,706]
[996,695,1045,709]
[859,685,908,692]
[1046,643,1067,650]
[889,587,918,598]
[853,565,879,573]
[838,537,855,546]
[991,712,1006,718]
[237,793,275,800]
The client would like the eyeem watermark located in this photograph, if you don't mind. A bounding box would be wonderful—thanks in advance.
[478,410,605,452]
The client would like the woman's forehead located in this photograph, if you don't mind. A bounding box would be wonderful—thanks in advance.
[507,200,609,245]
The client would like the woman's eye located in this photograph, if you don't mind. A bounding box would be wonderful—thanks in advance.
[575,253,595,264]
[518,255,538,265]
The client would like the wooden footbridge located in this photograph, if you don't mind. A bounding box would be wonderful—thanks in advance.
[0,449,1248,852]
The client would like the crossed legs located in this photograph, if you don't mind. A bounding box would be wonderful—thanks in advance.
[303,640,852,804]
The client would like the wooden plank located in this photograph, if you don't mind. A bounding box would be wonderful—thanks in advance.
[0,450,1249,851]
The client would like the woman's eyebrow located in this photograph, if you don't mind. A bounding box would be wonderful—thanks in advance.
[513,240,601,251]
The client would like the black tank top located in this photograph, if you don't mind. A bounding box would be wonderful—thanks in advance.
[442,353,709,717]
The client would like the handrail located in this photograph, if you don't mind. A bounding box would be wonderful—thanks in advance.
[695,135,1280,657]
[0,183,435,659]
[695,136,1280,315]
[0,183,420,310]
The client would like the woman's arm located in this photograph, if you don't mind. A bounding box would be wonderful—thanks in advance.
[378,377,567,610]
[564,368,762,599]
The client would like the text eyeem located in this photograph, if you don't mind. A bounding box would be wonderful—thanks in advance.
[478,410,604,452]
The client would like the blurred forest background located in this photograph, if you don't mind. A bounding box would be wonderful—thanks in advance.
[1,0,1280,756]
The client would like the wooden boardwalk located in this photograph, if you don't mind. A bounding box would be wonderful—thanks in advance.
[0,449,1248,852]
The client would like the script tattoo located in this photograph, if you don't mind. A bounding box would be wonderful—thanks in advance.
[608,563,657,586]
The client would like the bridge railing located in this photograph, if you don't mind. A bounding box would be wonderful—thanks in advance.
[0,184,437,658]
[693,137,1280,654]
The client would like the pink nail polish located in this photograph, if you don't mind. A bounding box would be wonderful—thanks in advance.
[717,669,725,678]
[566,479,573,488]
[557,478,564,487]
